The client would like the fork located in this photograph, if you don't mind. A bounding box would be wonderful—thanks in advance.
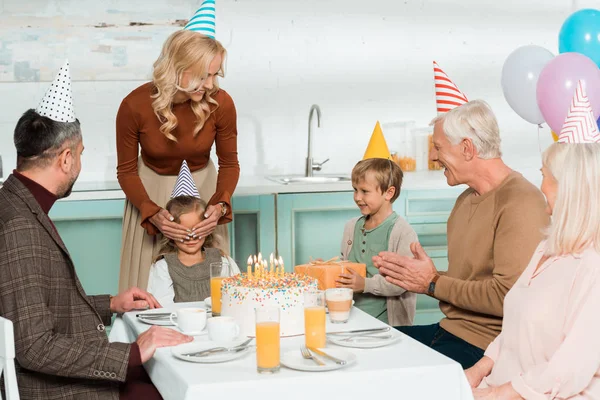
[300,346,325,366]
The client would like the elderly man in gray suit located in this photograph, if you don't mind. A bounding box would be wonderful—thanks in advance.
[0,62,192,400]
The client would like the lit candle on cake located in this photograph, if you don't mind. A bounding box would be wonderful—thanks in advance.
[247,255,253,279]
[274,258,279,277]
[278,256,284,276]
[269,253,275,276]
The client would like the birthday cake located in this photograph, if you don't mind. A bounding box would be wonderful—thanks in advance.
[220,272,318,337]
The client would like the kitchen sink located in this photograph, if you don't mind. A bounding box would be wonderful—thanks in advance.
[267,175,352,185]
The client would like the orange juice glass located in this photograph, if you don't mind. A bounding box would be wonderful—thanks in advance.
[304,290,326,348]
[255,307,280,374]
[210,262,232,316]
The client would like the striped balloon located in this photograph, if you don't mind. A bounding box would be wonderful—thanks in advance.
[171,160,201,198]
[558,80,600,143]
[433,61,468,114]
[184,0,216,39]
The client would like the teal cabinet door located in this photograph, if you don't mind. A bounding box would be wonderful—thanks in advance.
[231,195,275,270]
[50,199,125,296]
[276,192,356,270]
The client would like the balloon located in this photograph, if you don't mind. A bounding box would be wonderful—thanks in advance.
[536,52,600,133]
[559,9,600,67]
[501,45,554,124]
[552,131,559,142]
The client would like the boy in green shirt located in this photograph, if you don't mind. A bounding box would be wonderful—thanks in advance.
[337,157,418,326]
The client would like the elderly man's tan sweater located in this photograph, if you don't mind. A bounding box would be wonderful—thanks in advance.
[435,172,549,350]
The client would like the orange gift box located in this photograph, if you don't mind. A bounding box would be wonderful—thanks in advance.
[294,258,366,290]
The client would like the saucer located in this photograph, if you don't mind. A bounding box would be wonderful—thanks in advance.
[177,326,208,336]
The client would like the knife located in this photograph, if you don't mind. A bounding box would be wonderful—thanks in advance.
[327,327,390,336]
[136,312,172,318]
[182,338,253,357]
[308,347,346,365]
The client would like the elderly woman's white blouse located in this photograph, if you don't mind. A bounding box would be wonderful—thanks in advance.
[480,240,600,399]
[147,255,240,306]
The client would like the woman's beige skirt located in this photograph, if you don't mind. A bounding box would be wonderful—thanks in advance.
[118,158,229,292]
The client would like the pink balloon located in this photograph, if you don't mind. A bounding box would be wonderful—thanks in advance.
[536,52,600,132]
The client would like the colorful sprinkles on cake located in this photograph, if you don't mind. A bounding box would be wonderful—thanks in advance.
[222,272,317,304]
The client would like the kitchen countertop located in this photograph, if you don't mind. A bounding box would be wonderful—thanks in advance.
[57,170,460,202]
[2,167,542,202]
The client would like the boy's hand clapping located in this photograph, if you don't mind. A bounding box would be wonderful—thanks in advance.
[335,268,365,292]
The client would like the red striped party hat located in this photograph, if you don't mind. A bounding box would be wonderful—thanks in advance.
[433,61,468,114]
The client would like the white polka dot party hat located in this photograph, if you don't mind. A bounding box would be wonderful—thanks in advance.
[171,160,201,198]
[184,0,216,39]
[35,60,76,122]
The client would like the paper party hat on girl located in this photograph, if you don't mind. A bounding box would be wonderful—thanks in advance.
[363,121,391,160]
[184,0,216,39]
[35,60,75,122]
[433,61,468,114]
[171,160,201,198]
[558,80,600,143]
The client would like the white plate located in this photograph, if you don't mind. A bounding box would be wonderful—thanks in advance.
[280,348,356,372]
[172,339,253,363]
[137,310,176,326]
[327,332,401,349]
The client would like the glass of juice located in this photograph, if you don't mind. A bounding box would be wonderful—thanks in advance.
[255,306,280,374]
[304,290,326,349]
[210,262,231,316]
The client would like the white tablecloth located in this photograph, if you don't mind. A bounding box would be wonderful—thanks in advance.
[109,302,474,400]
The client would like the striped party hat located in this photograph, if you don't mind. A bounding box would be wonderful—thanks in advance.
[35,60,76,122]
[558,80,600,143]
[171,160,201,198]
[433,61,468,114]
[184,0,216,39]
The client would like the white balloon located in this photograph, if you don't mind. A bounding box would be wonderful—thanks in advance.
[501,45,555,125]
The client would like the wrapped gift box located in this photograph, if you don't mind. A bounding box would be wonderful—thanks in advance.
[294,259,366,290]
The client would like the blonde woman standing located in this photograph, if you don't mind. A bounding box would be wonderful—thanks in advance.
[116,1,239,291]
[468,82,600,399]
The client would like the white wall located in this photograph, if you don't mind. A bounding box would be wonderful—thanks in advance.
[0,0,587,184]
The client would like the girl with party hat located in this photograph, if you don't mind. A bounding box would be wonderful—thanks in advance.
[336,122,418,326]
[468,81,600,399]
[116,0,240,292]
[147,161,240,306]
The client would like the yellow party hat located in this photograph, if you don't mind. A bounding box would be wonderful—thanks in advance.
[363,121,391,160]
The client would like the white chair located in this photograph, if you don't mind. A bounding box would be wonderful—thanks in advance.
[0,317,19,400]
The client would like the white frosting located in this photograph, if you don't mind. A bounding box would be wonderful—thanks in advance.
[220,274,318,337]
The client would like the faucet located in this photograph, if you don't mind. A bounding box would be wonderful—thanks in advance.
[305,104,329,177]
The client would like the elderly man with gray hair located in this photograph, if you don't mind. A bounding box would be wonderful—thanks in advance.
[373,100,549,369]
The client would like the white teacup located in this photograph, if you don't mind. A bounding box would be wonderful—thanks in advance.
[169,308,207,334]
[207,316,240,342]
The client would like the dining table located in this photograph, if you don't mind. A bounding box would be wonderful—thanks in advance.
[109,301,474,400]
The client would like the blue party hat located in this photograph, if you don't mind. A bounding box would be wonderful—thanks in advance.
[184,0,216,39]
[171,160,201,198]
